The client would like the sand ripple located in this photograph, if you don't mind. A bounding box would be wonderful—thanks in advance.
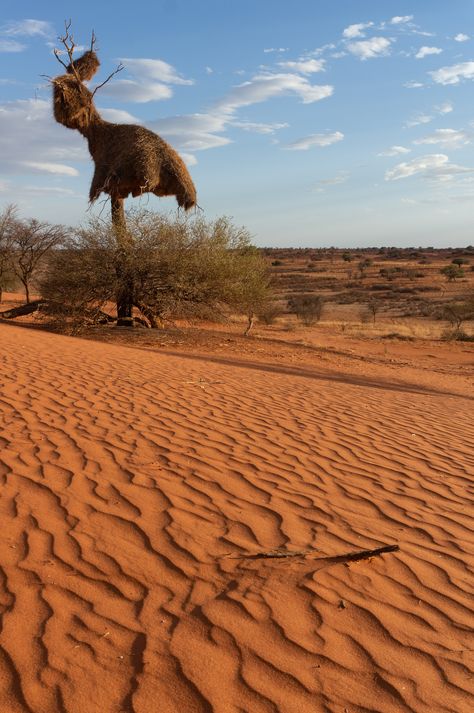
[0,324,472,712]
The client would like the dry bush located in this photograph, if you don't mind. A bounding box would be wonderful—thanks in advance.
[288,294,324,326]
[40,211,270,331]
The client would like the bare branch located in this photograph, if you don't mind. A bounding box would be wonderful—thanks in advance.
[52,20,83,84]
[92,63,124,96]
[90,30,97,52]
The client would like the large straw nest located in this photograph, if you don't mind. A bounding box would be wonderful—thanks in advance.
[53,75,96,131]
[51,51,196,210]
[67,50,100,81]
[88,122,197,210]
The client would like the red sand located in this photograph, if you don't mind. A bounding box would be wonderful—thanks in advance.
[0,323,472,712]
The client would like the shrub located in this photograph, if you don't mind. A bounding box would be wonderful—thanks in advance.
[288,294,324,326]
[41,211,270,330]
[441,265,465,281]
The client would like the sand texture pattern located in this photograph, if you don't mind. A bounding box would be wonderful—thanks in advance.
[0,324,472,713]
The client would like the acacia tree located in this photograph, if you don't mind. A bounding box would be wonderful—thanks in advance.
[0,204,17,303]
[40,211,271,331]
[12,219,67,302]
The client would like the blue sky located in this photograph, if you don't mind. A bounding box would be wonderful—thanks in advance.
[1,1,474,246]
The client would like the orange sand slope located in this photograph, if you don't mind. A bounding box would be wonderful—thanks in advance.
[0,324,472,713]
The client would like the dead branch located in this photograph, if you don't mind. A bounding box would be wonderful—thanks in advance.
[92,63,124,96]
[53,20,83,85]
[225,544,400,563]
[90,30,96,52]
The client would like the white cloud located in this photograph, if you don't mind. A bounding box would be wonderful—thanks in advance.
[263,47,289,53]
[0,98,87,179]
[454,33,469,42]
[390,16,414,25]
[180,153,197,167]
[378,145,411,157]
[347,37,392,60]
[216,73,333,113]
[120,58,193,85]
[205,66,213,74]
[405,113,433,127]
[230,120,289,134]
[342,22,374,39]
[430,61,474,85]
[413,128,470,149]
[149,113,231,152]
[314,172,349,191]
[385,153,473,181]
[99,57,192,103]
[2,19,54,37]
[285,131,344,150]
[98,108,143,124]
[436,101,453,114]
[100,79,172,103]
[21,161,79,176]
[404,80,424,88]
[0,39,25,52]
[415,46,443,59]
[277,59,325,74]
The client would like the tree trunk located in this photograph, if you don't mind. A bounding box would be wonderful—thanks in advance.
[0,286,2,304]
[244,313,255,336]
[23,280,30,304]
[111,197,134,327]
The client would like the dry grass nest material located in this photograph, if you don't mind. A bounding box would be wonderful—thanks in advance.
[52,49,196,210]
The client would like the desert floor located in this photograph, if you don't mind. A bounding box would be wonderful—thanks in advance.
[0,321,472,713]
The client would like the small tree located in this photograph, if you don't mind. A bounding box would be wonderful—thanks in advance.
[41,211,270,330]
[12,218,66,302]
[367,298,382,324]
[441,264,464,282]
[288,294,324,326]
[442,297,474,330]
[0,204,17,303]
[452,258,469,266]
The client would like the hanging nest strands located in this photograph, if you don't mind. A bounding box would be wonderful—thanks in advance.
[51,39,196,210]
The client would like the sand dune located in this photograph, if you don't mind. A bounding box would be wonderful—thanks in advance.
[0,323,472,712]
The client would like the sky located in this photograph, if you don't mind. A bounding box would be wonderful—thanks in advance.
[1,1,474,247]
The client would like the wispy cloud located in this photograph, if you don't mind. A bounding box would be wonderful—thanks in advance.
[385,153,473,181]
[216,73,334,113]
[390,16,414,25]
[314,172,349,191]
[347,37,392,60]
[404,80,424,88]
[99,57,193,103]
[413,128,470,149]
[378,145,411,157]
[285,131,344,150]
[0,98,87,179]
[21,161,79,176]
[430,61,474,85]
[2,19,54,37]
[436,101,453,114]
[415,46,442,59]
[0,39,25,52]
[405,113,433,128]
[120,58,193,85]
[342,22,374,39]
[453,33,469,42]
[277,59,325,74]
